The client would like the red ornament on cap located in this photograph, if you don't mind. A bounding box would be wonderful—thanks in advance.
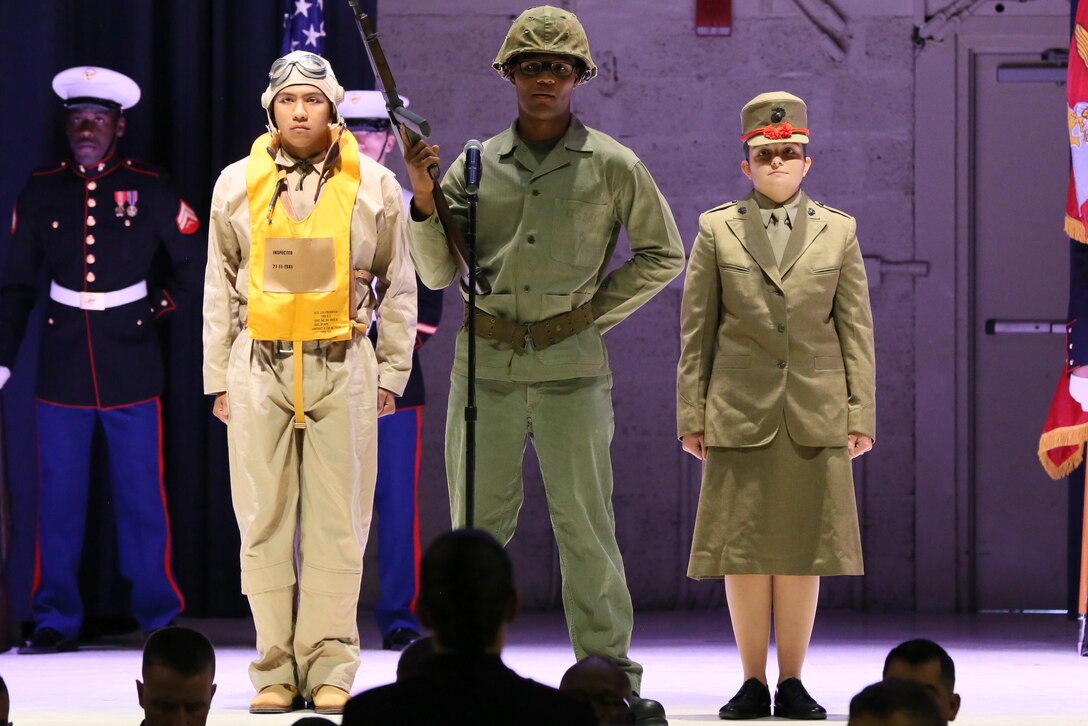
[741,121,810,143]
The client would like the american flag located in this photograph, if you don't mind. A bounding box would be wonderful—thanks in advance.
[281,0,326,55]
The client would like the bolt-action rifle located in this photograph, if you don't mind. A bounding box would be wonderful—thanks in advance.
[346,0,491,295]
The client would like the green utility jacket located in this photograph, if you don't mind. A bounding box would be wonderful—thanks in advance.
[409,116,684,382]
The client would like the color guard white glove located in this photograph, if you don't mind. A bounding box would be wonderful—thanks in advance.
[1070,372,1088,413]
[0,366,10,390]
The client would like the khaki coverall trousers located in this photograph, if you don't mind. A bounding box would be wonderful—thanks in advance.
[445,373,644,692]
[226,329,377,698]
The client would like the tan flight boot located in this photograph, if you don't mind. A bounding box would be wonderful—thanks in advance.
[249,683,299,714]
[311,684,350,715]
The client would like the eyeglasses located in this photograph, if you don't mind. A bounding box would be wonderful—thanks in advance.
[269,53,328,86]
[515,59,576,78]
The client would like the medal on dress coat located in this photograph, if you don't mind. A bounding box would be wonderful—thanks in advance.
[115,190,138,217]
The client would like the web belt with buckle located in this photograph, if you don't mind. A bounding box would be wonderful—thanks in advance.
[465,301,596,351]
[49,280,148,311]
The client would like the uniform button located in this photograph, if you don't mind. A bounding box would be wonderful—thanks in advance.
[124,220,131,227]
[51,220,59,229]
[776,323,786,332]
[136,320,143,326]
[778,360,787,369]
[161,299,169,307]
[86,272,96,282]
[86,215,96,226]
[531,189,541,196]
[86,234,95,245]
[97,163,105,171]
[523,285,531,292]
[87,198,96,208]
[527,235,536,244]
[86,254,96,264]
[86,181,97,191]
[47,318,54,325]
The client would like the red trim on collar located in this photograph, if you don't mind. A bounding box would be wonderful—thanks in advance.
[70,149,123,180]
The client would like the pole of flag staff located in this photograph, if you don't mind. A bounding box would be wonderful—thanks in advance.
[1079,468,1088,655]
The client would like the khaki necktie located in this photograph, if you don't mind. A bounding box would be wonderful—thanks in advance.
[768,210,791,266]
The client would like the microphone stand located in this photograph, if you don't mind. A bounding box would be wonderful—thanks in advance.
[465,184,479,529]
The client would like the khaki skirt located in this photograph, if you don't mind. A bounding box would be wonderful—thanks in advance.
[687,428,863,578]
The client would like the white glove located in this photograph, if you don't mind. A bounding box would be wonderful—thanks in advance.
[1070,372,1088,412]
[0,366,9,390]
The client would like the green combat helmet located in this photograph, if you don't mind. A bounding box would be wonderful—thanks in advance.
[492,5,597,83]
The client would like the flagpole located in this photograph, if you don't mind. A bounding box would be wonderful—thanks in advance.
[1078,465,1088,655]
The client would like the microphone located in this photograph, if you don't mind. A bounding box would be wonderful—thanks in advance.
[464,139,483,195]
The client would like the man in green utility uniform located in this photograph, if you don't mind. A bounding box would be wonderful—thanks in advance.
[402,6,684,723]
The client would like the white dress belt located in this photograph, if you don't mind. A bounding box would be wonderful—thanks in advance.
[49,280,148,311]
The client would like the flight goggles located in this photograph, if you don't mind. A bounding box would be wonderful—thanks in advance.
[268,53,328,87]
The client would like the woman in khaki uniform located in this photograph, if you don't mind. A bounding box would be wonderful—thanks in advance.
[676,92,875,720]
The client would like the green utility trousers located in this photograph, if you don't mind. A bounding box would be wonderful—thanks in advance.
[445,373,643,691]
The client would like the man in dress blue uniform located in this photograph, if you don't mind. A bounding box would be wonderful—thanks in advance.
[339,90,444,651]
[0,66,201,654]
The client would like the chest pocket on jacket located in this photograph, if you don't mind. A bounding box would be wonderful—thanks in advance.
[550,198,611,269]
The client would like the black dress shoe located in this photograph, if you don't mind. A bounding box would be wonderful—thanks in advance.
[773,678,826,720]
[18,627,78,655]
[718,678,771,720]
[629,693,668,725]
[381,627,420,651]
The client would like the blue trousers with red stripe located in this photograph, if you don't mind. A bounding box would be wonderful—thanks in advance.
[373,406,422,636]
[32,398,184,639]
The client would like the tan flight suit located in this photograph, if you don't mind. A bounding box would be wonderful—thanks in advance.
[409,116,684,691]
[203,134,416,697]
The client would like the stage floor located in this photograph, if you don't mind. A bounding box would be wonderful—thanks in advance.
[0,610,1085,724]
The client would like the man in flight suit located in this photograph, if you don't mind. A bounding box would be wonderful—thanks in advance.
[203,51,416,714]
[402,6,684,722]
[0,66,199,654]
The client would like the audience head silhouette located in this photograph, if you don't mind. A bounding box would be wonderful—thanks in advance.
[560,655,634,724]
[883,638,960,722]
[849,678,945,726]
[137,626,217,726]
[417,529,518,653]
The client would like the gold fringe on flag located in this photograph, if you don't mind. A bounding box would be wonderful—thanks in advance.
[1038,422,1088,479]
[1066,214,1088,245]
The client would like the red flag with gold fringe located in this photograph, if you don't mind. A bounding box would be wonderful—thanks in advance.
[1040,0,1088,479]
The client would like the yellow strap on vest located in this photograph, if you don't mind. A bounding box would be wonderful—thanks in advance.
[292,343,305,428]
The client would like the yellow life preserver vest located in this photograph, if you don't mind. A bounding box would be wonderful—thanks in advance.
[245,129,360,343]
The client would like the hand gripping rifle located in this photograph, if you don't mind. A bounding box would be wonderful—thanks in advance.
[346,1,491,295]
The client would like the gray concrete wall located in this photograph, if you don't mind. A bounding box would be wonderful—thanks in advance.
[356,0,1059,612]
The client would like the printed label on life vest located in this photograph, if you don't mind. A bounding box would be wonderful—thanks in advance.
[263,237,336,293]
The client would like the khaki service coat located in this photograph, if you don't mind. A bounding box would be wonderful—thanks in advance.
[677,190,875,448]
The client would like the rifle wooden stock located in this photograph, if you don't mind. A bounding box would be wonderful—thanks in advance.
[345,0,491,295]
